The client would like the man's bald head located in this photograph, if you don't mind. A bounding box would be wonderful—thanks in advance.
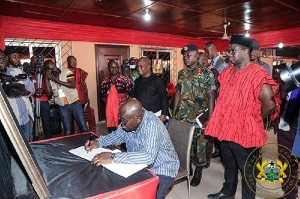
[120,98,143,118]
[119,98,144,131]
[136,57,151,77]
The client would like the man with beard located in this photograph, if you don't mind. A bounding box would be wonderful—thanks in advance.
[85,98,179,199]
[172,44,216,187]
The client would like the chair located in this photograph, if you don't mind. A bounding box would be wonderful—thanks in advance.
[167,119,195,199]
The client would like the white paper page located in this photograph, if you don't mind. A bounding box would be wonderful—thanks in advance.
[69,146,120,161]
[69,146,147,178]
[102,163,147,178]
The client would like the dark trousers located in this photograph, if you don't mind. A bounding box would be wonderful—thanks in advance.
[58,101,88,135]
[156,175,175,199]
[33,101,52,140]
[220,141,256,199]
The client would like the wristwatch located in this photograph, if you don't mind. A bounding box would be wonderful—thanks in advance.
[110,153,115,163]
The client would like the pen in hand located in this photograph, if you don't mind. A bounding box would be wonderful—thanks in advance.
[87,135,93,154]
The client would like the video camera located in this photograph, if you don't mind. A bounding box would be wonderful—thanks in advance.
[23,55,44,77]
[274,62,300,92]
[0,73,27,98]
[122,59,130,71]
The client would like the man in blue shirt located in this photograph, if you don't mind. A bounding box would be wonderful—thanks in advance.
[0,49,35,141]
[85,98,179,199]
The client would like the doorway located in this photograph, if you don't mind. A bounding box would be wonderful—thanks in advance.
[95,45,130,121]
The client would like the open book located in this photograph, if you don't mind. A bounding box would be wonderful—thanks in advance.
[69,146,147,178]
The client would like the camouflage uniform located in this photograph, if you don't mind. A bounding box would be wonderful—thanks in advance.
[175,64,216,166]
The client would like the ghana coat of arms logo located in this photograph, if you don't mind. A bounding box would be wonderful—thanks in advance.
[256,159,288,185]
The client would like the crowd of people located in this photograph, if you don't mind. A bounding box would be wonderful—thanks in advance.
[0,49,96,141]
[1,34,300,199]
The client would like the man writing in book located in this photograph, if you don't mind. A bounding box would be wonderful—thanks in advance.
[85,98,179,199]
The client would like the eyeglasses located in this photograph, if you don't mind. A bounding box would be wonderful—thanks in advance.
[119,117,135,126]
[227,48,246,55]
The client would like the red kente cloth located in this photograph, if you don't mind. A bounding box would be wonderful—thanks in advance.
[106,85,119,127]
[75,68,88,104]
[205,63,279,148]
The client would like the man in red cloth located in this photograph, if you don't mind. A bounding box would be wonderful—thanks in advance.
[100,60,133,133]
[205,35,278,199]
[67,55,96,132]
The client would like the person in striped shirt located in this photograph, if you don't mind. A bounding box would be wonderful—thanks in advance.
[85,98,179,199]
[44,60,88,135]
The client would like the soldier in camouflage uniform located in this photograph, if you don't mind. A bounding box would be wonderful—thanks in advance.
[172,44,216,187]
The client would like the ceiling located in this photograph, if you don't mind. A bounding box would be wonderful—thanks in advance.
[0,0,300,44]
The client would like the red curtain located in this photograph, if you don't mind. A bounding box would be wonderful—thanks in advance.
[1,15,300,51]
[0,18,5,50]
[0,15,229,51]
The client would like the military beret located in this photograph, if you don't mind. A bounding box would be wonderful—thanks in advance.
[4,46,18,56]
[181,44,198,55]
[229,35,253,49]
[251,39,260,50]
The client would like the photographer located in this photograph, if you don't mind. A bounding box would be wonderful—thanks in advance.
[44,60,88,135]
[121,58,139,86]
[30,56,53,140]
[0,49,35,141]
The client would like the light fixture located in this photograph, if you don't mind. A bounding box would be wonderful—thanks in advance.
[244,23,250,30]
[278,42,284,48]
[245,31,250,37]
[144,9,151,21]
[144,0,152,6]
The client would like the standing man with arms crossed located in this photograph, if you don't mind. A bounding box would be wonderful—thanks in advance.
[85,98,179,199]
[205,35,278,199]
[172,44,216,187]
[134,57,168,123]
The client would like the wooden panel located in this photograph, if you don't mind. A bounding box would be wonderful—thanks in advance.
[109,18,161,30]
[59,11,120,26]
[10,0,74,9]
[150,25,200,35]
[173,13,225,29]
[275,0,300,9]
[0,1,61,21]
[158,0,249,12]
[211,0,293,22]
[128,3,200,24]
[250,11,300,28]
[71,0,149,16]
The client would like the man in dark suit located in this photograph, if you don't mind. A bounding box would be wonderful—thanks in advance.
[204,41,228,74]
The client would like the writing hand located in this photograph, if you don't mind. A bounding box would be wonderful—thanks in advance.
[84,140,99,152]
